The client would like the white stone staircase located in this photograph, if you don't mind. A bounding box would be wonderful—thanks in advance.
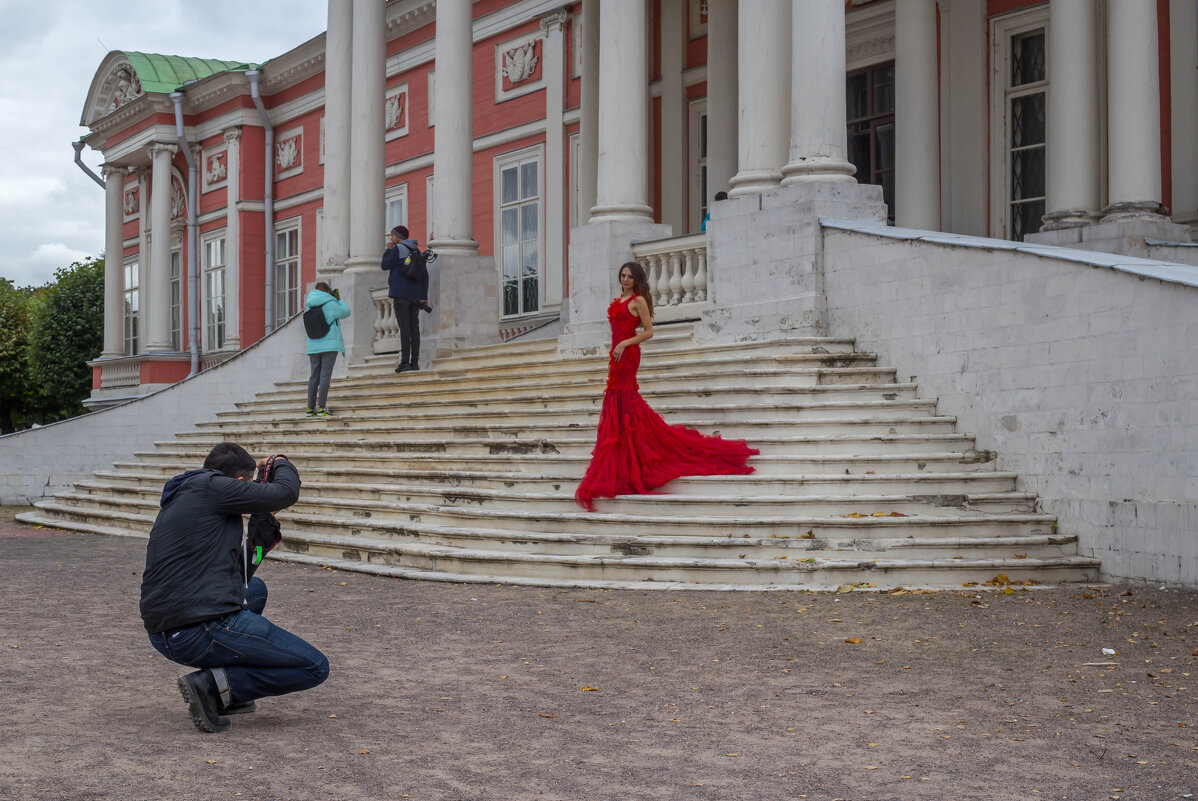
[18,325,1100,590]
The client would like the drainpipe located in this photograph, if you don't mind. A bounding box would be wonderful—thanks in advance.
[247,69,275,334]
[72,141,106,189]
[171,90,202,377]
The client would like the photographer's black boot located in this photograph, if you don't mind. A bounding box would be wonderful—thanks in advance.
[177,668,232,733]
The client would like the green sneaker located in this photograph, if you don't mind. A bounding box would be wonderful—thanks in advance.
[305,408,316,417]
[315,407,333,417]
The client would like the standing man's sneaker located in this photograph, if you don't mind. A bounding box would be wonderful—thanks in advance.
[407,363,420,372]
[177,669,232,733]
[394,364,412,374]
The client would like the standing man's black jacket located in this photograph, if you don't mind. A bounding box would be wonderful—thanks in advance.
[139,461,301,634]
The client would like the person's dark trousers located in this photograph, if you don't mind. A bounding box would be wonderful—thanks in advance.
[392,297,421,368]
[147,577,329,705]
[307,351,338,409]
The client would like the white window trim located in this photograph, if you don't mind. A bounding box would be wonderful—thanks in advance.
[425,174,435,241]
[568,132,581,230]
[123,256,139,356]
[493,144,545,319]
[274,217,302,327]
[688,98,708,232]
[989,6,1050,240]
[201,230,228,352]
[169,248,182,351]
[427,71,436,128]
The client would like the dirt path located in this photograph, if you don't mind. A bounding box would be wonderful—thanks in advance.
[1,510,1194,801]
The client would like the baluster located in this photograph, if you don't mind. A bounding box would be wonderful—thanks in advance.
[667,252,683,305]
[692,247,707,302]
[654,254,670,307]
[680,248,695,303]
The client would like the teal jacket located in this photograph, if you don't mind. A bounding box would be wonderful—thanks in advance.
[304,289,351,355]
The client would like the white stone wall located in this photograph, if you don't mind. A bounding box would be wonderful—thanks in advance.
[822,223,1198,587]
[0,315,312,505]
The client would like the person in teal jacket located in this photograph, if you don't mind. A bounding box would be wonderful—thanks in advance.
[304,281,351,417]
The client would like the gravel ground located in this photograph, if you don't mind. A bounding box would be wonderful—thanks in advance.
[1,510,1195,801]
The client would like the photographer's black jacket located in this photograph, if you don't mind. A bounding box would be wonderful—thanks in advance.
[139,461,301,634]
[381,238,429,300]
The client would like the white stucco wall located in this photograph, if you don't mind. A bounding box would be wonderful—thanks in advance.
[0,314,312,505]
[821,220,1198,587]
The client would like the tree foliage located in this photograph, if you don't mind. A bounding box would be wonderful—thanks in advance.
[26,258,105,423]
[0,278,35,433]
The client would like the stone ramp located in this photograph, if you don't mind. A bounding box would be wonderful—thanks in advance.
[18,326,1100,589]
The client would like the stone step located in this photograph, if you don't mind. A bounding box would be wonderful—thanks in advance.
[72,478,1038,516]
[125,448,998,476]
[94,467,1020,497]
[146,433,982,460]
[17,505,1096,590]
[191,414,961,440]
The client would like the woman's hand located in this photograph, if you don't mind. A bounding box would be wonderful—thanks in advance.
[612,340,628,362]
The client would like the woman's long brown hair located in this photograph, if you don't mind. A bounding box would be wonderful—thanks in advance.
[619,261,654,318]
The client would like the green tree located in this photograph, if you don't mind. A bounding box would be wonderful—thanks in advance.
[27,258,105,423]
[0,277,36,433]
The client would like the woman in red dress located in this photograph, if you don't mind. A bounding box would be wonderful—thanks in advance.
[574,261,759,511]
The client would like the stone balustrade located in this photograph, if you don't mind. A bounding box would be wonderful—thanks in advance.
[371,287,400,354]
[631,233,707,322]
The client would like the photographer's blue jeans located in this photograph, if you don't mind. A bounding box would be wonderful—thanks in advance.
[147,577,329,704]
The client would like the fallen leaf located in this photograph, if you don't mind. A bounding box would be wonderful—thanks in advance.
[864,765,878,770]
[538,712,557,718]
[726,753,740,757]
[359,749,370,755]
[328,714,338,719]
[582,686,598,692]
[844,637,862,644]
[206,760,218,764]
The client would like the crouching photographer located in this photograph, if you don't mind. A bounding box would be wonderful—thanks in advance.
[141,443,329,733]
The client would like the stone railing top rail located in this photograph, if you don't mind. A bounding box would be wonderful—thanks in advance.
[822,218,1198,290]
[631,233,706,256]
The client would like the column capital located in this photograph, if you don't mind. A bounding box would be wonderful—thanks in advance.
[540,8,570,35]
[100,163,128,180]
[146,142,177,161]
[222,126,243,145]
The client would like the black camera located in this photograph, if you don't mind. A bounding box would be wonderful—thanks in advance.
[420,300,433,313]
[422,248,438,264]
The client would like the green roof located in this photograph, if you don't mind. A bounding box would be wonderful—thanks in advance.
[124,52,258,93]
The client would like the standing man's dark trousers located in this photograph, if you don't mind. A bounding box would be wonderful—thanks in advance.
[392,297,421,371]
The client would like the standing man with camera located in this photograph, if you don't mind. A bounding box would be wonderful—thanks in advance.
[381,224,430,374]
[140,443,329,733]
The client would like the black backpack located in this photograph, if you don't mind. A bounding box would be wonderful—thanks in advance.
[303,304,330,338]
[399,244,427,282]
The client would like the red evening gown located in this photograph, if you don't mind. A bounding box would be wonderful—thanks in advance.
[574,294,759,511]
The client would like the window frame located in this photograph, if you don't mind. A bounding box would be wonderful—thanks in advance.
[201,231,227,351]
[122,257,139,356]
[846,61,896,225]
[688,98,708,232]
[169,248,182,351]
[989,7,1050,241]
[274,218,302,329]
[493,145,545,320]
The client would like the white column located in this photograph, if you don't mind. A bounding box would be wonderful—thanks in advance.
[591,0,653,221]
[895,0,940,228]
[1103,0,1164,221]
[541,10,569,309]
[1041,0,1100,229]
[321,0,352,272]
[578,0,599,224]
[222,128,242,349]
[346,0,386,270]
[136,168,149,353]
[430,0,479,252]
[101,164,126,358]
[705,0,737,204]
[659,0,686,232]
[728,0,789,197]
[1170,0,1198,224]
[145,143,176,352]
[780,1,854,184]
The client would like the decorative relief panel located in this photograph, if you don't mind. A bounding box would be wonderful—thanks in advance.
[495,31,545,102]
[170,175,187,220]
[108,64,144,112]
[123,184,140,222]
[571,15,582,78]
[203,146,228,192]
[275,126,303,180]
[384,83,409,142]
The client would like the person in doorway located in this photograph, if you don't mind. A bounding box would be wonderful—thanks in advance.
[141,442,329,733]
[304,281,351,417]
[381,224,430,374]
[574,261,758,510]
[701,190,728,232]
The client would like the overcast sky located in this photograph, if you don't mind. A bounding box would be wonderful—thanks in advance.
[0,0,329,288]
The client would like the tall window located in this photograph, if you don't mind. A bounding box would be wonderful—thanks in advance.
[689,99,709,230]
[847,62,896,224]
[1005,29,1047,240]
[496,150,541,317]
[386,186,407,236]
[275,223,301,328]
[203,235,226,350]
[123,259,139,356]
[169,249,182,351]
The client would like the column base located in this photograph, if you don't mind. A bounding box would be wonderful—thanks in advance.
[427,238,481,256]
[1039,209,1100,231]
[1100,201,1169,224]
[727,169,782,198]
[1026,216,1193,256]
[780,159,857,185]
[588,203,655,223]
[344,255,382,274]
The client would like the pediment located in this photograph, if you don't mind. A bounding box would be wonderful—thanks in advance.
[81,52,146,127]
